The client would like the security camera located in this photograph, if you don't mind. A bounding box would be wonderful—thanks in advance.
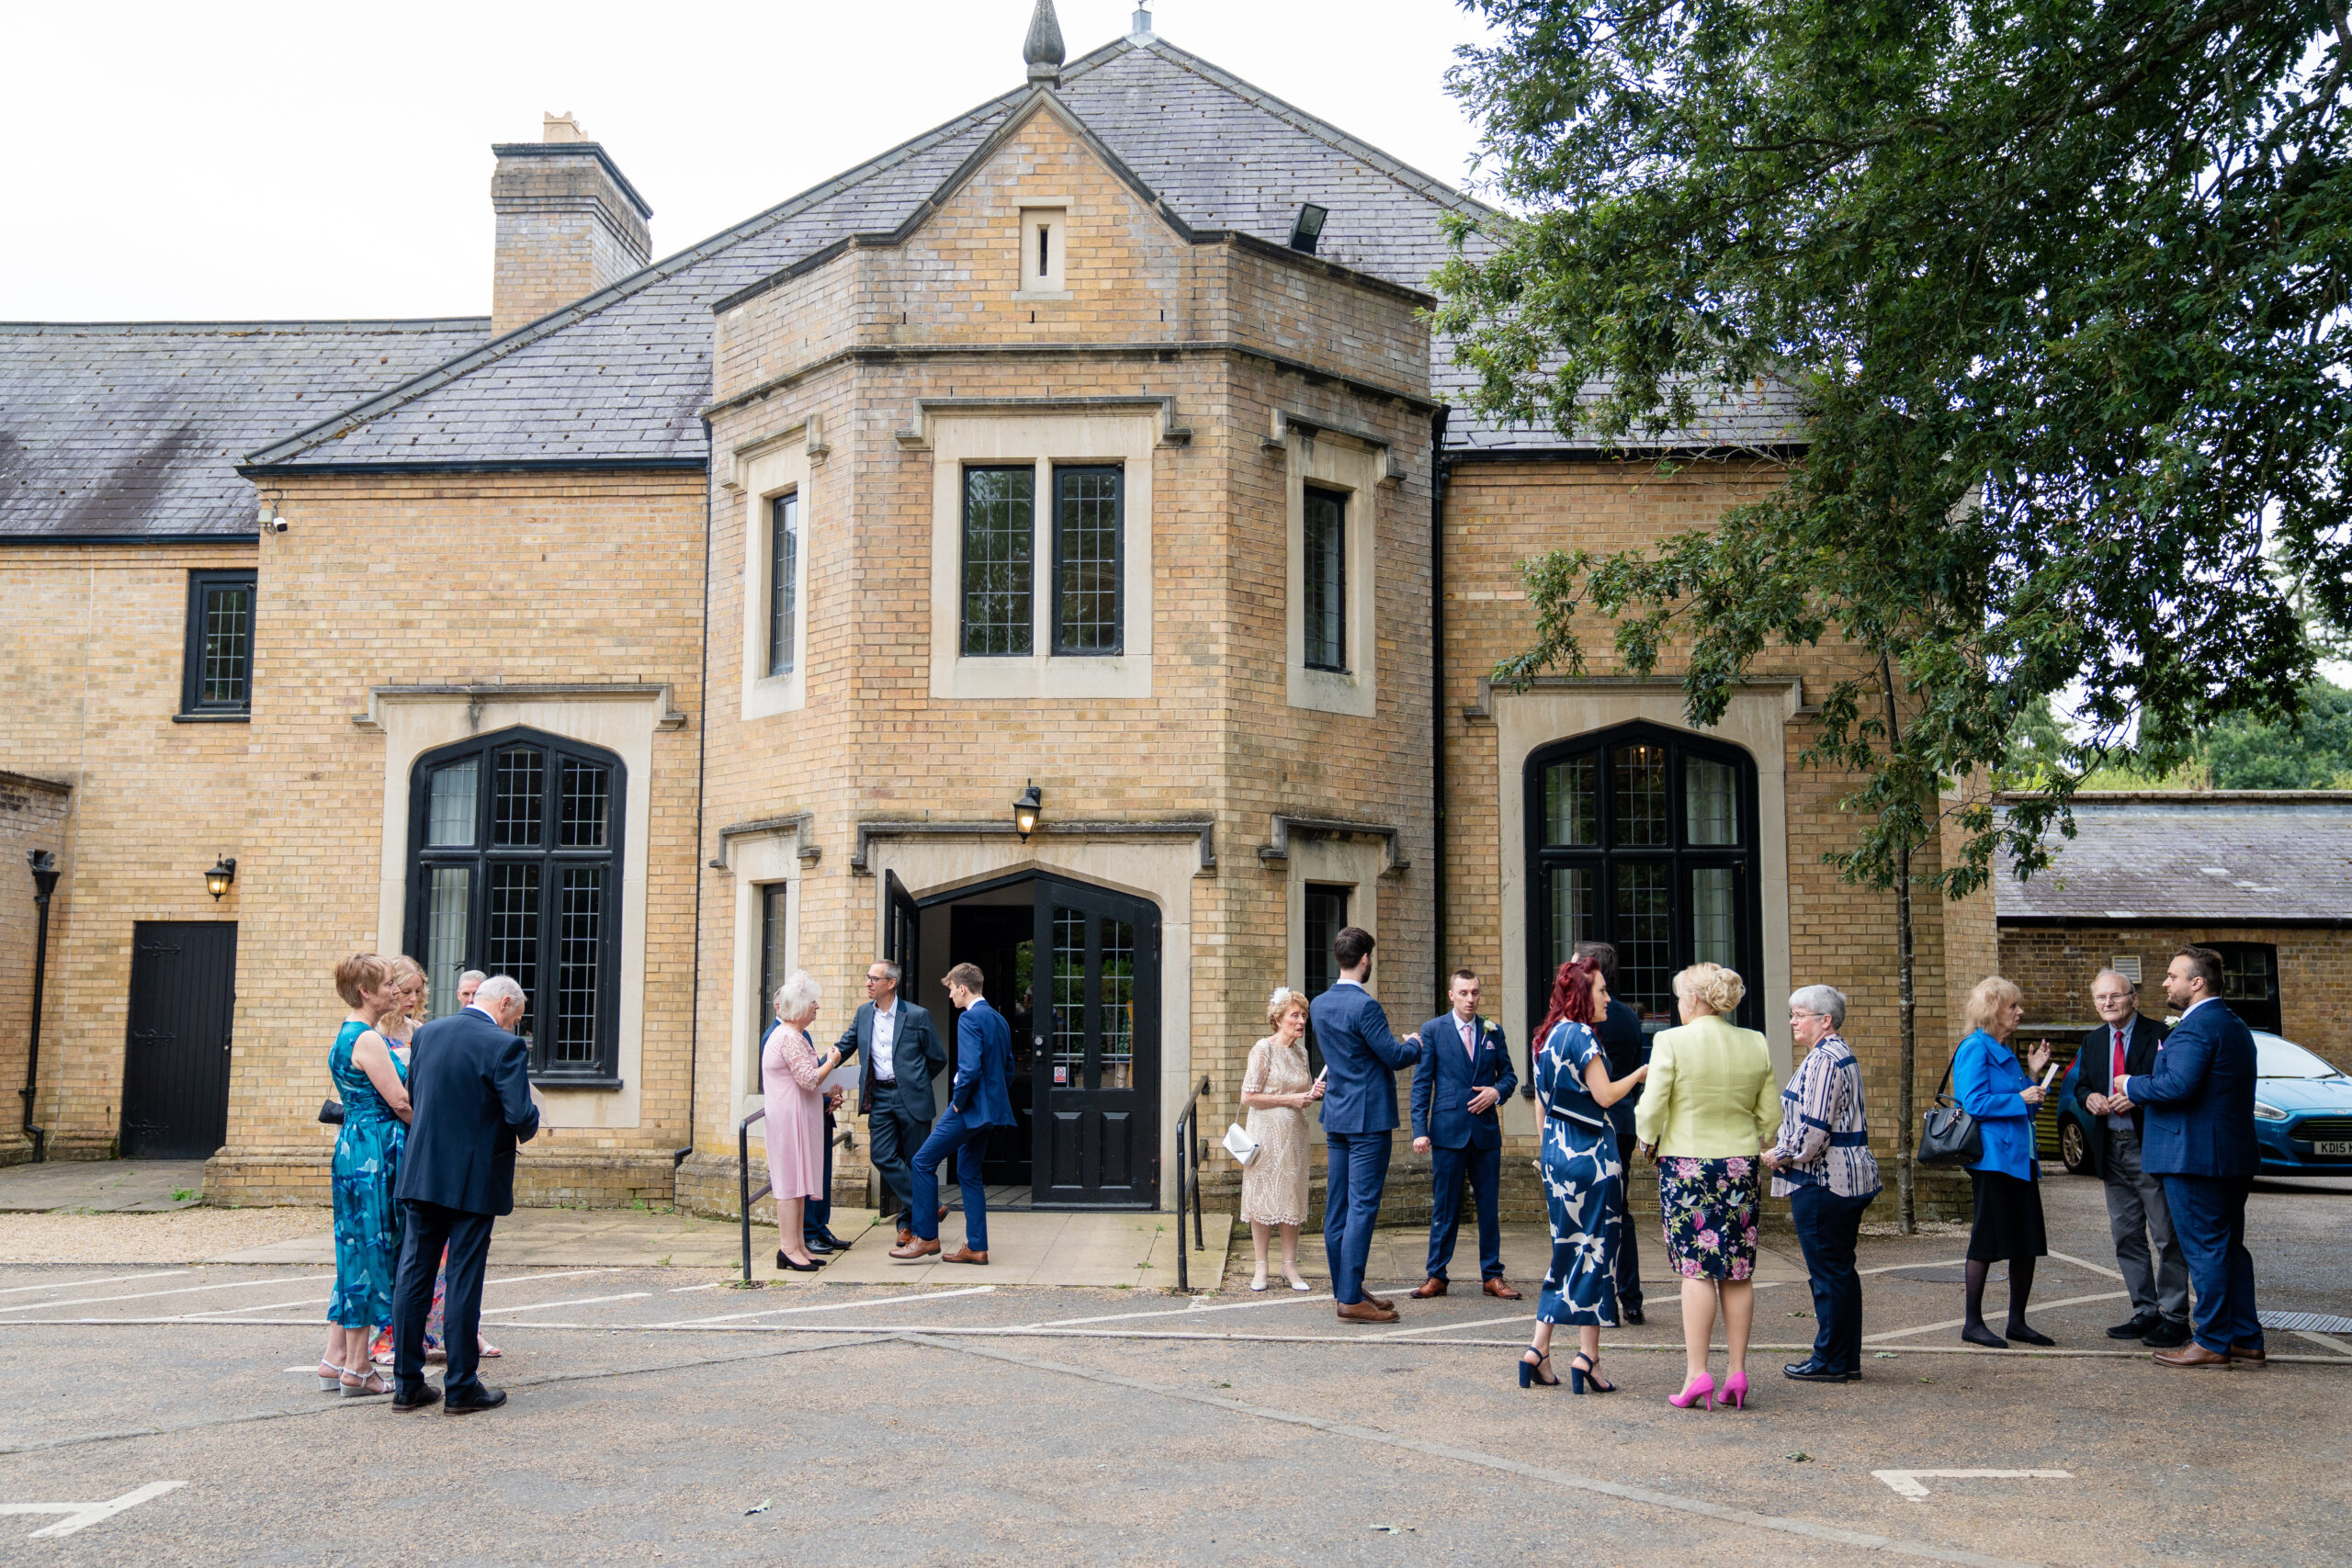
[268,516,288,533]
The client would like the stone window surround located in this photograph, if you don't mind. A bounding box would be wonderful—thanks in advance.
[734,431,814,720]
[716,820,807,1133]
[1275,415,1396,717]
[356,683,684,1131]
[1279,832,1392,1014]
[1015,199,1071,299]
[920,404,1161,701]
[1485,676,1800,1140]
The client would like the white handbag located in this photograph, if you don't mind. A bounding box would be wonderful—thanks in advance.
[1223,1122,1261,1167]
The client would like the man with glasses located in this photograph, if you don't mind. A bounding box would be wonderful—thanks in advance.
[2073,968,2189,1348]
[837,960,947,1247]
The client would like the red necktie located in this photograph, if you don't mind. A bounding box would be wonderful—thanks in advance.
[2112,1026,2126,1087]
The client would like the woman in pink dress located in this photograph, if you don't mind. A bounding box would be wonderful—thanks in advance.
[762,970,843,1272]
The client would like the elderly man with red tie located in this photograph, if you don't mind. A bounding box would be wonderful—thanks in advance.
[2070,968,2190,1348]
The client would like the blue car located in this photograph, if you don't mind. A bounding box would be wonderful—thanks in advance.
[2048,1031,2352,1177]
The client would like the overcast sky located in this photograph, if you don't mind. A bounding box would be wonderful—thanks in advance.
[1,0,1498,323]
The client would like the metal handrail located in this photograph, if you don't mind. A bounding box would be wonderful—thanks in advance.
[1171,1074,1211,1292]
[738,1107,770,1284]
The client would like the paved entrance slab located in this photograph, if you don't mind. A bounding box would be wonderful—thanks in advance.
[0,1160,206,1213]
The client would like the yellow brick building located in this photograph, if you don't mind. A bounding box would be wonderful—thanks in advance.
[2,9,1994,1218]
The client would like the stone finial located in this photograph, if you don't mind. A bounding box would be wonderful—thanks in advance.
[1023,0,1066,85]
[542,111,586,144]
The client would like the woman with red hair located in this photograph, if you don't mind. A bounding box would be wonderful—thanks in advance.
[1521,956,1649,1393]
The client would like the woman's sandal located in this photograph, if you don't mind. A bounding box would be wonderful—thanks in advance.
[1569,1352,1617,1394]
[340,1364,390,1399]
[316,1359,344,1393]
[1518,1346,1561,1388]
[477,1338,502,1359]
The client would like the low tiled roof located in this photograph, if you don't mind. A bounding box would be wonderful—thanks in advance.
[1437,363,1810,455]
[0,319,487,539]
[1996,795,2352,923]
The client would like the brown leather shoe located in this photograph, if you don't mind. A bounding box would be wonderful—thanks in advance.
[1335,1300,1400,1324]
[2154,1341,2232,1369]
[889,1236,941,1260]
[938,1205,949,1221]
[1483,1278,1524,1301]
[2230,1341,2268,1364]
[1364,1292,1396,1312]
[896,1227,915,1247]
[941,1246,989,1265]
[1409,1277,1448,1299]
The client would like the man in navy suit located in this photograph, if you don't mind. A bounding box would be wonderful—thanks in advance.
[2072,968,2189,1347]
[1577,941,1651,1324]
[390,974,540,1415]
[837,959,949,1247]
[2116,945,2264,1368]
[892,962,1012,1265]
[1409,968,1520,1300]
[1311,926,1422,1324]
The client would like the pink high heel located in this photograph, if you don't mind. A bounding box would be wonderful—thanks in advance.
[1668,1371,1715,1410]
[1720,1370,1748,1410]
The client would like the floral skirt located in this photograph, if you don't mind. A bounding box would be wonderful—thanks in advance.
[1657,1156,1760,1281]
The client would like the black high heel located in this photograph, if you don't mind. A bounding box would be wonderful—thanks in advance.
[777,1248,826,1273]
[1568,1352,1616,1394]
[1517,1346,1560,1388]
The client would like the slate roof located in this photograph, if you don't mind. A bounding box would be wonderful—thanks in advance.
[1437,362,1812,455]
[0,319,487,539]
[1996,796,2352,924]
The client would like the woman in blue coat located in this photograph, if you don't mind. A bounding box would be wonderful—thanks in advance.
[1951,976,2053,1348]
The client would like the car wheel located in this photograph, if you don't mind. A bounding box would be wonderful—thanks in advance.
[2059,1118,2089,1176]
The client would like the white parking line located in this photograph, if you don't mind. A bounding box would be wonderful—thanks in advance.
[1026,1285,1422,1329]
[0,1481,184,1540]
[1858,1257,1969,1277]
[0,1271,189,1298]
[662,1286,994,1325]
[1871,1468,2071,1502]
[2045,1250,2126,1281]
[1863,1292,2128,1342]
[179,1297,325,1319]
[479,1292,652,1316]
[1376,1312,1534,1339]
[0,1275,334,1314]
[667,1282,727,1293]
[482,1269,627,1290]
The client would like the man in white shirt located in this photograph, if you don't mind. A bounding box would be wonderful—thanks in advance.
[837,960,948,1247]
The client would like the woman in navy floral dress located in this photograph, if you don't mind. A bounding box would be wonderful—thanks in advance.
[1523,956,1649,1393]
[321,953,412,1399]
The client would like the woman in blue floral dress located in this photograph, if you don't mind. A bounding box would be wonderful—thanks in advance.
[321,953,412,1398]
[1523,956,1649,1393]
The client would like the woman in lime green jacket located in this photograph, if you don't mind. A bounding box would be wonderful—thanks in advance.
[1634,963,1779,1410]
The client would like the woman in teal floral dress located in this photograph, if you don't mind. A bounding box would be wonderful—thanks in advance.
[320,953,411,1398]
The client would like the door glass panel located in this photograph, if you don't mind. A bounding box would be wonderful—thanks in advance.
[427,760,478,848]
[1690,867,1737,968]
[1544,755,1598,846]
[1011,937,1036,1076]
[1050,906,1085,1089]
[425,867,470,1016]
[487,862,541,1039]
[550,866,603,1068]
[1547,866,1596,973]
[1686,758,1738,846]
[559,758,610,848]
[492,748,545,847]
[1099,917,1135,1090]
[1612,862,1673,1023]
[1612,744,1668,846]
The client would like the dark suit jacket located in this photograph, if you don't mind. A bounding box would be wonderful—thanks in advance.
[2069,1011,2170,1177]
[2126,999,2259,1179]
[1310,981,1420,1135]
[395,1007,539,1216]
[1593,998,1648,1136]
[839,999,946,1123]
[1411,1012,1516,1150]
[949,998,1015,1128]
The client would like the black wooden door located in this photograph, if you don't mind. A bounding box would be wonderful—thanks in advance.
[120,921,237,1159]
[1030,877,1159,1208]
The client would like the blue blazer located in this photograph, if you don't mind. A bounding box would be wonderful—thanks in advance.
[949,997,1015,1129]
[396,1007,540,1216]
[2124,1000,2258,1179]
[1951,1029,2039,1182]
[837,999,948,1125]
[1593,998,1648,1135]
[1311,981,1420,1135]
[1410,1012,1516,1150]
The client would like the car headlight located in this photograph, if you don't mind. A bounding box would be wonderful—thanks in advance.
[2252,1100,2288,1122]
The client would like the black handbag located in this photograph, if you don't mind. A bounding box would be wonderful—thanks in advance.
[317,1099,345,1126]
[1917,1055,1981,1167]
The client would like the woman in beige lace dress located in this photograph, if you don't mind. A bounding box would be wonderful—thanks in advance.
[1240,988,1324,1292]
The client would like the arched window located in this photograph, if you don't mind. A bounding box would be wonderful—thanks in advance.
[1524,723,1762,1032]
[403,727,626,1084]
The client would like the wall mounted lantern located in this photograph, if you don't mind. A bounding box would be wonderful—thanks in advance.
[205,855,238,900]
[1012,782,1044,842]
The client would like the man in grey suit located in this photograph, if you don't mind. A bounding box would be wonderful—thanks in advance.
[837,960,947,1247]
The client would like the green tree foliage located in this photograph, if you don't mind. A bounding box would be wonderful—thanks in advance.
[2029,681,2352,787]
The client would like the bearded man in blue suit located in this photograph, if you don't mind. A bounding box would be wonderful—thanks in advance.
[1310,926,1422,1324]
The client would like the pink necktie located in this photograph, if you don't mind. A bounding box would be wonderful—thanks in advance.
[1461,1016,1476,1062]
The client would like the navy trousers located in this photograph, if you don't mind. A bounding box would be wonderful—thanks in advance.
[2161,1173,2261,1355]
[804,1108,834,1242]
[1789,1184,1875,1375]
[911,1107,992,1252]
[1324,1130,1392,1305]
[1613,1133,1645,1311]
[1424,1141,1504,1281]
[391,1199,494,1402]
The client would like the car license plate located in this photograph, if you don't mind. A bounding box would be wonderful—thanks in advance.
[2313,1141,2352,1156]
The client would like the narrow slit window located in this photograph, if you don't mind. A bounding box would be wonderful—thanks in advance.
[767,491,798,677]
[1038,223,1051,280]
[1303,485,1347,671]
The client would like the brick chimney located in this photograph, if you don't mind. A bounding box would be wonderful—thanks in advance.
[489,113,653,336]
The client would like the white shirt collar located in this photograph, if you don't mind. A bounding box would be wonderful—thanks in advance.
[2179,995,2214,1018]
[1335,976,1364,990]
[874,998,897,1017]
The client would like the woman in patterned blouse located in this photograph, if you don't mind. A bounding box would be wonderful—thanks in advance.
[1761,985,1882,1383]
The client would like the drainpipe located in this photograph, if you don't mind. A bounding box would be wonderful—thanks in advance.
[1429,407,1450,1016]
[678,415,716,1178]
[21,850,59,1163]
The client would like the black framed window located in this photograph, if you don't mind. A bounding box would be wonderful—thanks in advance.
[767,492,798,677]
[405,727,626,1083]
[961,466,1035,656]
[1525,723,1761,1031]
[1301,883,1351,1077]
[1303,485,1347,671]
[2208,942,2282,1033]
[1052,466,1124,655]
[179,570,255,717]
[758,884,790,1048]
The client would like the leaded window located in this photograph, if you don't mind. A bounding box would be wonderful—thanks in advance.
[1303,485,1346,671]
[1526,724,1760,1031]
[180,570,255,717]
[960,467,1034,656]
[758,884,790,1050]
[1301,883,1350,1077]
[767,491,798,677]
[405,728,626,1083]
[1052,466,1123,655]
